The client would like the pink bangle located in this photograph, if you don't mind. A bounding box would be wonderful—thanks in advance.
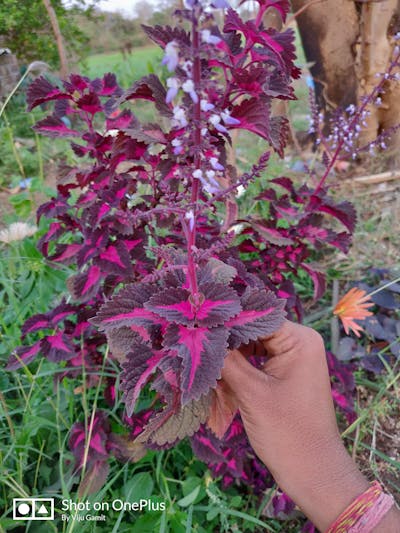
[325,481,395,533]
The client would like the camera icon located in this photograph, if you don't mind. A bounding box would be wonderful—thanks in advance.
[13,498,54,520]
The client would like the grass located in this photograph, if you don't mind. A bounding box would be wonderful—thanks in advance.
[82,46,163,87]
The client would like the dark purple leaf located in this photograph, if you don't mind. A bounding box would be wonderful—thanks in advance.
[26,76,69,111]
[41,332,75,362]
[226,287,286,348]
[121,74,172,118]
[164,324,229,403]
[301,263,326,300]
[145,284,241,327]
[92,283,159,331]
[141,24,190,48]
[33,116,80,137]
[231,97,271,141]
[67,265,102,301]
[121,340,164,416]
[309,196,357,233]
[96,242,133,276]
[6,342,42,370]
[77,93,102,115]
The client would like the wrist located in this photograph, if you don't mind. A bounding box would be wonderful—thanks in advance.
[275,437,369,531]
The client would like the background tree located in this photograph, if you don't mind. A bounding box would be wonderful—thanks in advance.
[291,0,400,162]
[0,0,97,70]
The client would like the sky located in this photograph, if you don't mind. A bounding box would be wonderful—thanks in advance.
[95,0,159,16]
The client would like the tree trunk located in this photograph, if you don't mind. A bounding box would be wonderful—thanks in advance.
[42,0,69,79]
[292,0,400,159]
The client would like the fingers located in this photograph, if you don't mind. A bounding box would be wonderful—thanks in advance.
[260,320,323,359]
[221,349,266,400]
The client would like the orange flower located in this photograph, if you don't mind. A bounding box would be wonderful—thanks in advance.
[333,287,374,337]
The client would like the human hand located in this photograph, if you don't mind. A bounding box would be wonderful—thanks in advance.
[221,320,369,531]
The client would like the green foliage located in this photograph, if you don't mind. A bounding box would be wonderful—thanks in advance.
[83,47,163,88]
[0,0,94,68]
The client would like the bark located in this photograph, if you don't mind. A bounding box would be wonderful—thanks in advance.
[42,0,69,79]
[291,0,400,159]
[355,0,400,147]
[291,0,359,110]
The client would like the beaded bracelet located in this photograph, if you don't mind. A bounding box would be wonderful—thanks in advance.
[325,481,395,533]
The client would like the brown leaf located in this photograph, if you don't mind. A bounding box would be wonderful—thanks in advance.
[78,460,109,497]
[136,392,212,446]
[207,381,238,439]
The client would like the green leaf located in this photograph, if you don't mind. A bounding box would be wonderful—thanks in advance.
[123,472,154,500]
[8,192,34,217]
[131,513,161,532]
[177,485,200,508]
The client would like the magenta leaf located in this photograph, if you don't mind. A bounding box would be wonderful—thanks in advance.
[41,331,75,362]
[6,342,42,370]
[146,284,241,327]
[27,76,69,111]
[76,93,103,115]
[141,24,190,48]
[301,263,326,301]
[231,97,288,154]
[108,325,151,359]
[33,116,80,138]
[122,74,172,118]
[92,283,159,331]
[121,340,165,416]
[164,324,229,403]
[226,288,286,348]
[96,242,133,276]
[67,265,102,302]
[309,196,357,233]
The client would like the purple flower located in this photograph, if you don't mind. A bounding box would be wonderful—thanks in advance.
[166,78,179,104]
[209,114,228,133]
[210,156,224,171]
[200,99,215,112]
[211,0,230,8]
[182,79,198,103]
[173,106,188,127]
[172,137,183,155]
[201,29,221,45]
[185,210,195,231]
[194,168,221,194]
[221,108,240,126]
[162,41,180,72]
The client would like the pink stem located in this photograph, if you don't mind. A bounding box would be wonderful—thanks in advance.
[186,8,202,302]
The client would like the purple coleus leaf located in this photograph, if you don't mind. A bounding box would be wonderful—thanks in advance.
[308,195,357,233]
[27,76,69,111]
[6,342,42,370]
[120,339,165,417]
[33,116,80,137]
[145,283,241,327]
[164,324,229,403]
[230,97,288,155]
[226,287,286,348]
[239,0,290,22]
[67,265,103,302]
[91,283,160,332]
[41,331,75,362]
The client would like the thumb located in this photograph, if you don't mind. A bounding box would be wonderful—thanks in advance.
[221,349,266,402]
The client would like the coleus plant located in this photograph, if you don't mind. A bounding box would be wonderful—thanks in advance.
[9,0,358,506]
